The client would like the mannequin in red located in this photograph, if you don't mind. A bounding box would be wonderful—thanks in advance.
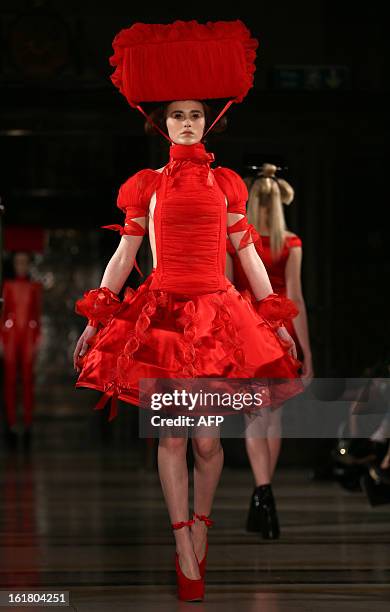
[1,252,42,449]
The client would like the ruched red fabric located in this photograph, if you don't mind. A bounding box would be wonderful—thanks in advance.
[75,143,303,418]
[149,144,228,295]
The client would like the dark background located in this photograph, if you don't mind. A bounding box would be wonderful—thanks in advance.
[0,1,387,454]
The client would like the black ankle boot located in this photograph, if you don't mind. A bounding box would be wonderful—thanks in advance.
[246,483,280,539]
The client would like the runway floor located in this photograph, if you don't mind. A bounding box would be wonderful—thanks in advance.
[1,429,389,611]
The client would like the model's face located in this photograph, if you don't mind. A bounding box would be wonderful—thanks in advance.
[14,252,30,277]
[165,100,205,145]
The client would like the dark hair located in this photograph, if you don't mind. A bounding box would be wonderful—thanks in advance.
[144,101,227,138]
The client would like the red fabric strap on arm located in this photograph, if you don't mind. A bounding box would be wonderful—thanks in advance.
[101,224,145,277]
[102,222,146,237]
[227,217,256,250]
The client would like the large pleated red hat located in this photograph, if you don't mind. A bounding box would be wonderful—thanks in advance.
[110,20,258,105]
[109,20,259,140]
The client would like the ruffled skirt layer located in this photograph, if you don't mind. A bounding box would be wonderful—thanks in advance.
[76,271,303,415]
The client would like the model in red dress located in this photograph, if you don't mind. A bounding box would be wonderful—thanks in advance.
[74,145,302,412]
[72,20,304,602]
[227,163,313,540]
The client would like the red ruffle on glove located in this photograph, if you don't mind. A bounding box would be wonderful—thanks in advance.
[75,287,121,327]
[255,293,299,328]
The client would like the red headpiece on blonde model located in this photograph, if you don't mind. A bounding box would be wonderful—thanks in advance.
[109,20,259,142]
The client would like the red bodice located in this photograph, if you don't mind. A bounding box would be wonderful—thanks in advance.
[109,142,251,295]
[149,143,229,294]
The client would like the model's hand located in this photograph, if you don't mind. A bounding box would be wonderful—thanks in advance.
[276,325,297,360]
[73,325,97,373]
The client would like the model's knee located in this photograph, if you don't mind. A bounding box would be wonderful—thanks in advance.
[158,437,187,454]
[192,438,221,461]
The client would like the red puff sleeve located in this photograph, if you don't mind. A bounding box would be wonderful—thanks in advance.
[286,235,302,249]
[214,167,260,251]
[102,169,161,238]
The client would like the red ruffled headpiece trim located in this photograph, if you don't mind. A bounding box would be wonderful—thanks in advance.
[109,20,258,106]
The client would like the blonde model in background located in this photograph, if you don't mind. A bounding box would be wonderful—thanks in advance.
[227,163,313,539]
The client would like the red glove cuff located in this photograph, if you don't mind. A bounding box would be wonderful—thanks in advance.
[75,287,121,327]
[255,293,299,327]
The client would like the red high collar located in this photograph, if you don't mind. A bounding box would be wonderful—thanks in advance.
[169,142,215,164]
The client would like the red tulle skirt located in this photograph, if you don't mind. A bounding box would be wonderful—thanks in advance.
[76,270,303,413]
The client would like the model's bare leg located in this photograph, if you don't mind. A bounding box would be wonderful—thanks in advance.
[267,407,283,478]
[246,436,271,484]
[245,409,272,485]
[158,435,200,579]
[268,437,282,478]
[244,408,282,538]
[245,407,283,484]
[191,431,224,562]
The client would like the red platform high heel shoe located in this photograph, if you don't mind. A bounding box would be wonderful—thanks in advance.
[172,519,204,602]
[192,513,214,578]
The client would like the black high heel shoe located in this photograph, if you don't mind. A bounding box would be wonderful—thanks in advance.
[246,483,280,539]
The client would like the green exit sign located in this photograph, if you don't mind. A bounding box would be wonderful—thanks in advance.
[273,65,350,90]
